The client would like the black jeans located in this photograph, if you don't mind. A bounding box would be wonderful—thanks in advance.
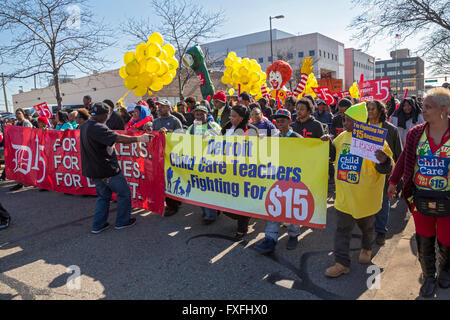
[0,202,10,221]
[334,210,375,267]
[222,212,250,234]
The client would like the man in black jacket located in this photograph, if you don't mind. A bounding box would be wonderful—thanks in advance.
[103,99,125,130]
[291,98,324,138]
[330,98,352,139]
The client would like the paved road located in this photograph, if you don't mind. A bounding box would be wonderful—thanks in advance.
[0,177,412,300]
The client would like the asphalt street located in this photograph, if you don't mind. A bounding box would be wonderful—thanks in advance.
[0,176,412,300]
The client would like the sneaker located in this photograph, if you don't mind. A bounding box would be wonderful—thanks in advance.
[358,249,372,264]
[325,263,350,278]
[376,232,386,246]
[286,236,298,250]
[115,218,136,230]
[0,217,11,230]
[254,237,276,254]
[91,222,110,234]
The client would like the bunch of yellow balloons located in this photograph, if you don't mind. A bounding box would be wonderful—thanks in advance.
[119,32,179,97]
[221,52,266,97]
[349,82,360,99]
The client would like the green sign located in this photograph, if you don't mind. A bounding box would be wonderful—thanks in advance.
[425,80,438,83]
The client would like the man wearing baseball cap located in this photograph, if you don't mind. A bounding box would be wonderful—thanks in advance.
[152,99,183,217]
[254,109,303,254]
[80,102,153,234]
[313,99,333,130]
[212,91,231,128]
[153,99,183,133]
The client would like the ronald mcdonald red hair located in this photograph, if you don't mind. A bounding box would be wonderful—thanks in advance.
[266,60,293,90]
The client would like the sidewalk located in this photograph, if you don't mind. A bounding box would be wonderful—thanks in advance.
[372,217,450,300]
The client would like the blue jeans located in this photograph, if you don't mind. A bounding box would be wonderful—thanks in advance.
[92,172,131,230]
[202,207,217,221]
[375,190,390,234]
[265,220,301,243]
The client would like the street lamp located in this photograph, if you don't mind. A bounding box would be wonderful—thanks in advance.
[270,15,284,64]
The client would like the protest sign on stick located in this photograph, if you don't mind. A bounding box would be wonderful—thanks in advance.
[350,121,388,163]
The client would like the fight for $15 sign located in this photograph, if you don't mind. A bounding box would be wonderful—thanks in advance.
[164,133,329,228]
[350,121,388,163]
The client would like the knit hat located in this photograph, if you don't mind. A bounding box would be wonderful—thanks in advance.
[212,91,227,103]
[345,102,368,123]
[272,109,291,120]
[338,98,352,109]
[37,115,48,124]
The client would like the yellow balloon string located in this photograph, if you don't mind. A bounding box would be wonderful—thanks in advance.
[116,90,131,110]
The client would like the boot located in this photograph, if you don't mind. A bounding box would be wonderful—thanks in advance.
[438,241,450,289]
[416,235,437,298]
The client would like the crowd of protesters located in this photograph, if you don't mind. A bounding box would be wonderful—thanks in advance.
[0,84,449,299]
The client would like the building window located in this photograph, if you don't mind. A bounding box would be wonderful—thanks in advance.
[387,71,397,76]
[319,50,322,57]
[387,62,400,68]
[258,57,264,63]
[309,50,315,56]
[268,56,273,62]
[328,52,330,59]
[287,53,293,60]
[298,51,304,58]
[402,61,416,67]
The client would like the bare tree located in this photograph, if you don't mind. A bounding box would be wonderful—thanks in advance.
[122,0,225,99]
[348,0,450,75]
[0,0,114,108]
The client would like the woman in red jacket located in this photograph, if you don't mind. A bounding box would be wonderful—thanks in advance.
[388,87,450,298]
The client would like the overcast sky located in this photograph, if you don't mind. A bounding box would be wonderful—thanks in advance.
[0,0,432,110]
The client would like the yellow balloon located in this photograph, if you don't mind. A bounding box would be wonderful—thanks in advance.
[241,75,250,85]
[239,66,249,76]
[232,60,242,70]
[146,57,161,73]
[167,56,179,70]
[156,60,169,76]
[139,61,147,74]
[124,76,138,90]
[224,68,233,77]
[158,49,167,61]
[224,57,234,67]
[148,32,164,46]
[221,76,231,85]
[232,72,240,81]
[138,72,153,88]
[242,58,251,68]
[250,72,260,83]
[147,42,161,57]
[119,66,128,79]
[134,86,148,97]
[136,43,148,61]
[126,61,140,76]
[169,70,176,78]
[150,80,163,92]
[162,44,175,57]
[161,73,173,85]
[228,51,237,59]
[228,88,235,96]
[123,51,136,65]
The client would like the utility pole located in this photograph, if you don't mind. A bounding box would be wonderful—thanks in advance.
[1,73,8,113]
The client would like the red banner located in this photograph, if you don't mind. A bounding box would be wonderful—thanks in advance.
[333,91,350,100]
[359,78,391,102]
[4,126,165,215]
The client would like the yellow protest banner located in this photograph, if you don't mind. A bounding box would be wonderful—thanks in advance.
[164,133,329,228]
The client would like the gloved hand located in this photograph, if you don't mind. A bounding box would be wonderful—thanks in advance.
[301,57,314,75]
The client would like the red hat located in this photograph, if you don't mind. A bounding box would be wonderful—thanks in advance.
[37,116,48,124]
[212,91,227,103]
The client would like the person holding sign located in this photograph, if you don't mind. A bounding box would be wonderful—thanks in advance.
[80,102,153,234]
[388,88,450,298]
[321,102,393,278]
[254,109,303,254]
[367,100,403,246]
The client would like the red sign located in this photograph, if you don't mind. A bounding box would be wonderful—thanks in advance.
[359,78,391,102]
[34,102,53,119]
[312,87,337,105]
[4,126,166,214]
